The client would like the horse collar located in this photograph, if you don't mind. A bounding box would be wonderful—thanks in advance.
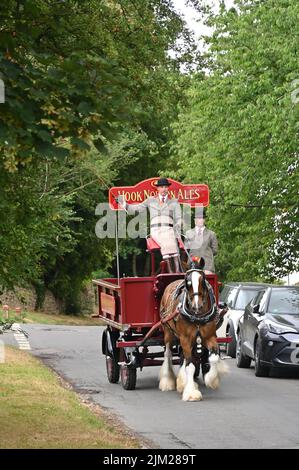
[178,279,217,325]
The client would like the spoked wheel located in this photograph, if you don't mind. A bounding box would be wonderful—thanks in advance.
[120,365,137,390]
[106,355,120,383]
[105,345,120,384]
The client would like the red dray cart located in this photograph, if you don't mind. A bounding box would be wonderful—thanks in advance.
[93,257,230,391]
[92,178,230,390]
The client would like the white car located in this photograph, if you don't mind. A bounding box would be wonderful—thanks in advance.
[217,282,272,357]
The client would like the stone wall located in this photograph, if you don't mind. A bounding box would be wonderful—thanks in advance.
[0,286,63,314]
[78,283,98,315]
[0,282,97,315]
[0,287,36,312]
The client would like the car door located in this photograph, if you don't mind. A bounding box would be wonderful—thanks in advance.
[218,286,238,337]
[242,297,255,355]
[245,290,266,357]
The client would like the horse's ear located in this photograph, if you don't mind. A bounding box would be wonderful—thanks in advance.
[191,256,205,270]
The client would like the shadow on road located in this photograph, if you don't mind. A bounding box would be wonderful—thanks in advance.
[269,369,299,379]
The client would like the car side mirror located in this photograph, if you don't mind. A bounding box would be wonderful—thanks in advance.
[218,301,227,310]
[252,304,260,314]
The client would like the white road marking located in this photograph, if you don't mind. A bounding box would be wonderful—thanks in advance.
[12,323,31,350]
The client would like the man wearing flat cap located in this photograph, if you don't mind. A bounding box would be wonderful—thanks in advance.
[117,178,182,272]
[185,209,218,273]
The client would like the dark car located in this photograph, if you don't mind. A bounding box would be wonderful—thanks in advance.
[218,282,271,357]
[237,286,299,376]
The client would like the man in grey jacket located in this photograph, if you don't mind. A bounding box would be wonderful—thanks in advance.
[117,178,182,272]
[185,211,218,273]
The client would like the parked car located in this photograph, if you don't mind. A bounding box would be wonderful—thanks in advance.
[218,282,272,357]
[237,286,299,376]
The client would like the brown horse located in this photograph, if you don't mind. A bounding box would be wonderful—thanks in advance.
[159,261,228,401]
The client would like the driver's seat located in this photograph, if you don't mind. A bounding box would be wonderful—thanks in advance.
[146,237,184,251]
[146,237,184,274]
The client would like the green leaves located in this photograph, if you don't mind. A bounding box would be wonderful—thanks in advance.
[172,0,299,281]
[0,0,199,307]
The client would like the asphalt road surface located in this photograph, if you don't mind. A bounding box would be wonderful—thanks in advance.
[2,324,299,449]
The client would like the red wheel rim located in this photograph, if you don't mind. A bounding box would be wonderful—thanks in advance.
[121,366,128,381]
[106,357,113,376]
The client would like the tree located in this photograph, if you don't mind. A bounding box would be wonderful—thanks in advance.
[0,1,199,308]
[171,0,299,281]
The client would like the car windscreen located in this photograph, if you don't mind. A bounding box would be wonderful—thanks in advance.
[225,287,239,307]
[234,289,261,310]
[268,288,299,315]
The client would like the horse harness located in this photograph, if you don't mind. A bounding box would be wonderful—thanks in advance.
[139,274,223,347]
[161,276,218,338]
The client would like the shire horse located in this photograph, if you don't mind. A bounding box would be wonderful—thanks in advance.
[159,258,227,401]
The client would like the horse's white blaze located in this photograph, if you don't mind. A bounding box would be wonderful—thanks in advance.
[191,271,201,310]
[159,343,176,391]
[182,363,202,402]
[176,359,187,393]
[204,353,228,390]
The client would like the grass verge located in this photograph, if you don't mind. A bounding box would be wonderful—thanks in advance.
[0,346,139,449]
[0,311,103,326]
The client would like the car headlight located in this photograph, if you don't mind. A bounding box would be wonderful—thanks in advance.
[264,320,297,335]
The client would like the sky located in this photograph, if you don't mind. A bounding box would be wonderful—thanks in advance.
[172,0,235,40]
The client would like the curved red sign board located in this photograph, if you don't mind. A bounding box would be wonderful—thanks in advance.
[109,177,209,210]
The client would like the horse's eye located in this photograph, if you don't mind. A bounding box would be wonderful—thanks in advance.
[187,280,192,286]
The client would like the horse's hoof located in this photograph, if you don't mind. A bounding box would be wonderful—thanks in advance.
[182,389,202,402]
[159,377,176,392]
[218,359,229,376]
[204,374,220,390]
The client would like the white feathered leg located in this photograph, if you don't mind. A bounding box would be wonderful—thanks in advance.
[159,343,176,391]
[176,359,187,393]
[182,363,202,402]
[204,353,228,390]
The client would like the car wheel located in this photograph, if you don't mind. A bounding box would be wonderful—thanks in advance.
[226,322,237,358]
[254,338,269,377]
[236,332,251,368]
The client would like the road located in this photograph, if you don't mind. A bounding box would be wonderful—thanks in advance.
[2,324,299,449]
